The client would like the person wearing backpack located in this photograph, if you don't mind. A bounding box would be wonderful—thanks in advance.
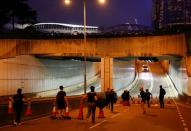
[159,85,166,108]
[56,85,67,119]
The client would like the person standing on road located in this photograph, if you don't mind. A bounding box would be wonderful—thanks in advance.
[159,85,166,108]
[56,85,67,119]
[140,88,146,114]
[105,88,110,109]
[121,90,131,106]
[108,89,117,112]
[86,86,98,123]
[13,88,25,126]
[145,89,152,108]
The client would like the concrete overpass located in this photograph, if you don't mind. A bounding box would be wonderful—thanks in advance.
[0,33,191,95]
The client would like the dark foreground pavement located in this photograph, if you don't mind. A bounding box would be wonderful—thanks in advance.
[0,102,190,131]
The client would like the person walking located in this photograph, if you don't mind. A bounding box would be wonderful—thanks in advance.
[121,90,131,106]
[56,85,67,119]
[13,88,25,126]
[145,89,152,108]
[159,85,166,108]
[108,89,117,112]
[86,86,98,123]
[105,88,110,109]
[140,88,146,114]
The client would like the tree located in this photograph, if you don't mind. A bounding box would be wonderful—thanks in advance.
[0,0,37,31]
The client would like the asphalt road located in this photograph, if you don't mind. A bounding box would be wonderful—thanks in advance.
[1,102,189,131]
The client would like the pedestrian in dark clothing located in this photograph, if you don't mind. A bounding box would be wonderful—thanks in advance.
[86,86,98,123]
[108,89,117,112]
[105,88,110,108]
[121,90,131,106]
[13,88,25,126]
[159,85,166,108]
[140,88,146,114]
[145,89,152,108]
[56,85,67,119]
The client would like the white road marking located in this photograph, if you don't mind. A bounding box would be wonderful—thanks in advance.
[110,113,120,118]
[89,120,107,129]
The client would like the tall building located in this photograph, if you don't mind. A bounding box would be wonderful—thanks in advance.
[153,0,191,31]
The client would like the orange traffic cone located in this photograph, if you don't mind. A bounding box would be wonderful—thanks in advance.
[51,102,58,118]
[25,98,32,116]
[77,97,84,120]
[98,108,105,118]
[64,106,71,119]
[167,97,171,104]
[77,104,83,120]
[8,97,13,114]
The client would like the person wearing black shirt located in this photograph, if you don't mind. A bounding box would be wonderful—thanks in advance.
[86,86,97,123]
[108,89,117,112]
[56,85,67,119]
[145,89,152,108]
[159,85,166,108]
[140,88,146,114]
[13,88,25,126]
[105,88,110,108]
[121,90,131,106]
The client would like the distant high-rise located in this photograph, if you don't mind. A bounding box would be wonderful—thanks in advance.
[152,0,191,31]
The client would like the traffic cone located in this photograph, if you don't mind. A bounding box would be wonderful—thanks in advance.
[77,104,83,120]
[167,97,171,104]
[77,97,84,120]
[98,108,105,118]
[51,102,58,119]
[64,106,71,120]
[8,97,13,114]
[25,98,32,116]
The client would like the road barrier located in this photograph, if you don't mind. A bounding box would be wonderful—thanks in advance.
[7,97,13,114]
[0,95,83,126]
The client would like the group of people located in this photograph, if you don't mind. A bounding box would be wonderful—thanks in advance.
[11,84,166,126]
[105,88,117,112]
[139,85,166,114]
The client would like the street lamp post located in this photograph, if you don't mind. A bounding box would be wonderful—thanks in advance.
[64,0,105,94]
[83,0,87,94]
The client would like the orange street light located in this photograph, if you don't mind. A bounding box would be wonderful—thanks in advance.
[63,0,106,94]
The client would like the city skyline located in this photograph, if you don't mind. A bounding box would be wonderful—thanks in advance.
[28,0,152,27]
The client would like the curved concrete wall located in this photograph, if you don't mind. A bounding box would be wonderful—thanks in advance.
[168,58,189,96]
[0,55,99,96]
[113,60,135,91]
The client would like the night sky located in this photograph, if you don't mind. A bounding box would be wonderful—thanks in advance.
[28,0,152,27]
